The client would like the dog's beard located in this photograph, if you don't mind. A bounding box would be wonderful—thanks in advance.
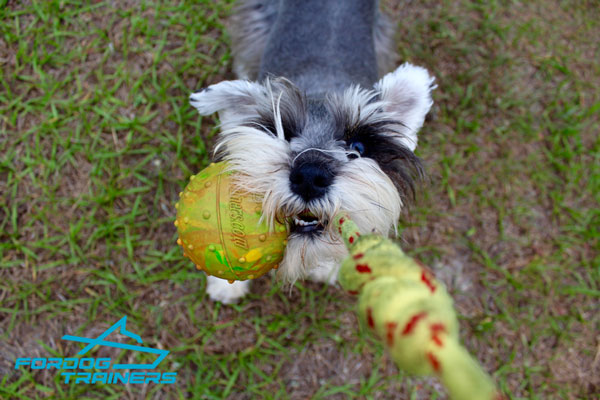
[215,126,402,284]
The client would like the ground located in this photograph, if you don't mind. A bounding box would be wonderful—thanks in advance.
[0,0,598,399]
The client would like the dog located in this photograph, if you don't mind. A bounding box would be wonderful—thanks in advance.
[189,0,435,304]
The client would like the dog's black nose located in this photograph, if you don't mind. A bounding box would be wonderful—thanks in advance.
[289,163,334,201]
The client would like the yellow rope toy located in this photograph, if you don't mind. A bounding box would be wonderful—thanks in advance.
[333,212,505,400]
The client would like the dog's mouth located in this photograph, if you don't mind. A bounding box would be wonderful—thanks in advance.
[290,210,327,235]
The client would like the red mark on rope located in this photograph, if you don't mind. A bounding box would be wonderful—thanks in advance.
[353,253,364,260]
[338,226,342,235]
[430,323,446,347]
[339,217,345,225]
[427,352,441,373]
[355,232,361,237]
[421,269,436,293]
[356,264,371,273]
[402,312,427,335]
[349,236,354,244]
[348,290,359,295]
[416,260,437,293]
[385,322,397,346]
[366,307,375,329]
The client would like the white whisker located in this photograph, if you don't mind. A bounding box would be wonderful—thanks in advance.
[292,147,348,165]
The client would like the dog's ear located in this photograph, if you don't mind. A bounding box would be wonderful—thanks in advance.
[374,63,436,151]
[189,80,266,123]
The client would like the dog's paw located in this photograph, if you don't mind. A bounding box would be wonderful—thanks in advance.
[205,276,251,304]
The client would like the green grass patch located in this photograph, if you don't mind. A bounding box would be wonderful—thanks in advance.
[1,0,598,399]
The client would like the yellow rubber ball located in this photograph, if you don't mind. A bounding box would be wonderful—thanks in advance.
[174,162,288,281]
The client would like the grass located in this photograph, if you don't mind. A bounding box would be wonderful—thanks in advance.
[0,0,598,399]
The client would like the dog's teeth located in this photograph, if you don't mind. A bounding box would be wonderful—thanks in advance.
[293,216,320,226]
[293,217,306,226]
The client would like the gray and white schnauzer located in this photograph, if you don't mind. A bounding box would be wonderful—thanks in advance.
[190,0,435,304]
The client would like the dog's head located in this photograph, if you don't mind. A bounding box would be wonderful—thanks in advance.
[190,63,435,282]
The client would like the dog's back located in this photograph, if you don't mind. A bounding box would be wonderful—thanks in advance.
[259,0,378,96]
[230,0,396,95]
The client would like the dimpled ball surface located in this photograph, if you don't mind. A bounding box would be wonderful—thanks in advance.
[175,162,288,281]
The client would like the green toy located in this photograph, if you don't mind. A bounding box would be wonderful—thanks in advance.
[175,162,288,282]
[333,213,504,400]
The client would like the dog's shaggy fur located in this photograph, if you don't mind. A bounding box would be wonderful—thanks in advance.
[190,0,435,303]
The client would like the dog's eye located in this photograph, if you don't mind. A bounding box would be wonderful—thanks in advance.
[349,141,365,156]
